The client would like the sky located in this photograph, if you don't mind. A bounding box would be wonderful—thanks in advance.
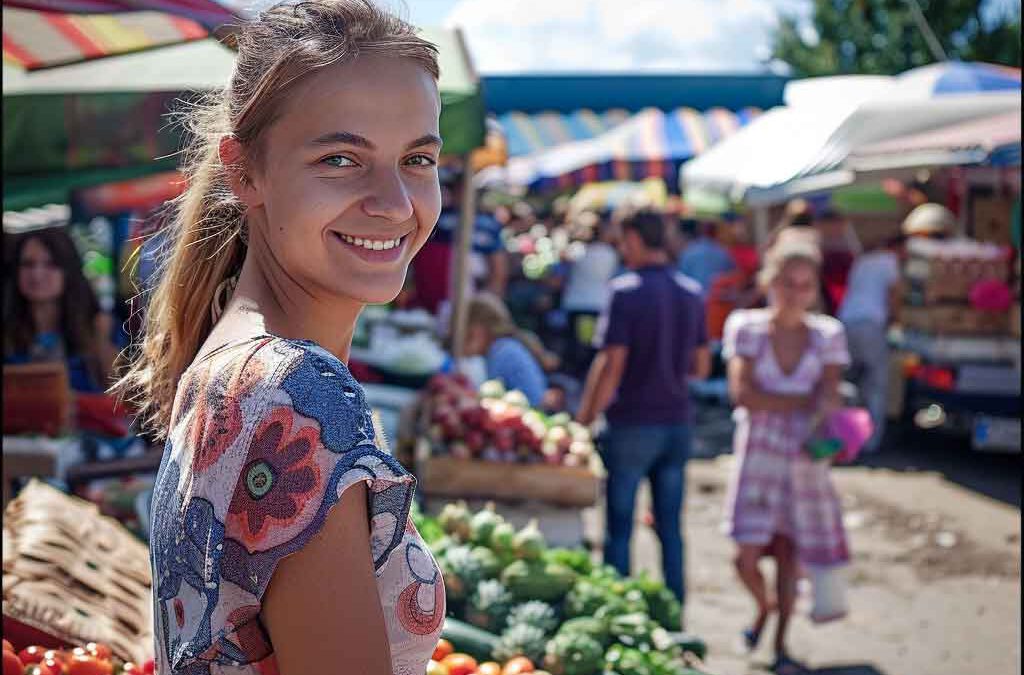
[229,0,1022,75]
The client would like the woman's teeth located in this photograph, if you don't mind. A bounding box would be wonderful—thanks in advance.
[338,234,402,250]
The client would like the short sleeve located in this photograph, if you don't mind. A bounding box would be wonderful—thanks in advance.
[487,338,547,407]
[721,310,760,360]
[593,289,631,349]
[152,340,414,671]
[816,317,851,366]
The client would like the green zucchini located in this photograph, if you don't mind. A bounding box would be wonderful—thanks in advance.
[441,617,500,661]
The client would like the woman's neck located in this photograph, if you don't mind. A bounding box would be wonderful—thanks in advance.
[770,307,805,330]
[227,247,361,363]
[31,302,60,334]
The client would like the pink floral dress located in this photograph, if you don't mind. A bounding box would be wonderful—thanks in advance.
[721,309,851,569]
[149,336,445,675]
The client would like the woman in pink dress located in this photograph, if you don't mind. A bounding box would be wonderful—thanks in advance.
[722,239,851,674]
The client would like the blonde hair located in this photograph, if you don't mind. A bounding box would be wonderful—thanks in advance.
[113,0,439,437]
[758,239,822,290]
[466,293,556,369]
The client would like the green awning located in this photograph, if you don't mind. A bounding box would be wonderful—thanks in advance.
[4,29,484,211]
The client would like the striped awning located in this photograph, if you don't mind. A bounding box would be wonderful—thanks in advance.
[3,5,209,69]
[497,106,761,157]
[481,106,761,193]
[3,0,236,28]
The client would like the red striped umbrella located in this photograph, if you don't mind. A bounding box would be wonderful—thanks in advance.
[3,0,238,69]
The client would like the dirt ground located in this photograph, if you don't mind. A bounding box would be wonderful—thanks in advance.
[580,453,1022,675]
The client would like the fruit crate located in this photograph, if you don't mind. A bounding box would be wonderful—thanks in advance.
[2,479,153,666]
[416,448,601,508]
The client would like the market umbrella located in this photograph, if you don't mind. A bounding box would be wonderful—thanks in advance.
[891,62,1022,98]
[681,65,1021,208]
[2,0,240,69]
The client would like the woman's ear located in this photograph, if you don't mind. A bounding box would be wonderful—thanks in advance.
[219,136,263,207]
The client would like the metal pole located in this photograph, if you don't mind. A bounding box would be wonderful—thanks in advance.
[904,0,948,62]
[449,159,477,359]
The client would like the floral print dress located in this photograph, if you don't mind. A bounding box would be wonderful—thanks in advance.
[149,336,445,675]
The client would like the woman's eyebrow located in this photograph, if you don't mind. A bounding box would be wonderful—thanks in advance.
[405,134,443,151]
[307,131,442,151]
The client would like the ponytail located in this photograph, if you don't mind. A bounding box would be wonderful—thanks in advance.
[112,95,247,437]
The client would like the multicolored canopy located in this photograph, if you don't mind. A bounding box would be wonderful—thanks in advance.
[3,6,208,69]
[497,106,760,157]
[482,106,761,193]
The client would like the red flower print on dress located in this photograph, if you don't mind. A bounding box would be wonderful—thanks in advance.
[227,407,322,552]
[191,357,266,473]
[397,542,445,636]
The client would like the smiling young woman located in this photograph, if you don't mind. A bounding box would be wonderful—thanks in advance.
[113,2,445,673]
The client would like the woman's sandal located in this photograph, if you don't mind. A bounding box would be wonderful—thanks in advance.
[771,652,805,675]
[741,626,762,652]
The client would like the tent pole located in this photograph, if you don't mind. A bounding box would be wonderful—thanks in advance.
[449,158,477,359]
[753,206,770,248]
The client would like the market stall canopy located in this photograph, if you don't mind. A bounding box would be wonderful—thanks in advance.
[3,27,484,209]
[846,109,1022,172]
[2,6,210,69]
[2,0,236,29]
[681,64,1022,207]
[477,106,760,193]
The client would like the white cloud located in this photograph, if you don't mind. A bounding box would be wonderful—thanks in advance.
[445,0,812,73]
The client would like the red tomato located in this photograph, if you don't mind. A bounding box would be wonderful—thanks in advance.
[502,657,535,675]
[82,646,111,663]
[141,661,155,675]
[120,664,140,674]
[440,654,478,675]
[66,656,112,675]
[477,662,502,675]
[3,650,22,675]
[41,659,66,675]
[67,652,86,661]
[431,639,454,662]
[2,641,13,654]
[41,653,67,665]
[17,648,45,666]
[24,663,58,675]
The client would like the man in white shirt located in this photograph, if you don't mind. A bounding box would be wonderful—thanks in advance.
[838,235,904,453]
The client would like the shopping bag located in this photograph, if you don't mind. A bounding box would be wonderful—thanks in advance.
[825,407,874,464]
[807,564,849,623]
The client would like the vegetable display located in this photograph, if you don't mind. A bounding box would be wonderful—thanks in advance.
[413,501,711,675]
[424,375,596,467]
[2,640,153,675]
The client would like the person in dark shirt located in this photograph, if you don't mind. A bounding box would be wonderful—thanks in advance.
[577,210,711,612]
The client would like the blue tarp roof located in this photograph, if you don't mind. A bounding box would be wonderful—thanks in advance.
[481,73,789,115]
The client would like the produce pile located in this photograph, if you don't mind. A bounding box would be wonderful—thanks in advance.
[3,639,152,675]
[424,375,596,467]
[414,502,710,675]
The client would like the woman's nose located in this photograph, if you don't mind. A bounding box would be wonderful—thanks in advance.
[361,169,414,224]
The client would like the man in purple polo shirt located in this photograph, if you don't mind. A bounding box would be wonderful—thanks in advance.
[577,210,710,613]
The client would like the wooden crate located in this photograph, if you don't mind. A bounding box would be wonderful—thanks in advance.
[902,305,1009,336]
[417,454,601,508]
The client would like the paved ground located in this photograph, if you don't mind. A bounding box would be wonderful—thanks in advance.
[579,405,1022,675]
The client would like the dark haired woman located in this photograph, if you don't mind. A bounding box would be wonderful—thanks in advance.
[4,228,119,392]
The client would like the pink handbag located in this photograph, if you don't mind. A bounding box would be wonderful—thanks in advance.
[824,408,874,464]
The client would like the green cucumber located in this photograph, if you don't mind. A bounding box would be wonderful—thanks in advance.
[441,617,500,661]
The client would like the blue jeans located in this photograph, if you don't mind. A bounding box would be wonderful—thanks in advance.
[601,423,690,604]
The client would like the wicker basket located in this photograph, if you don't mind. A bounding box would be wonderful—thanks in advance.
[2,479,153,665]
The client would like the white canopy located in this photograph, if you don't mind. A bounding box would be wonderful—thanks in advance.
[680,73,1021,207]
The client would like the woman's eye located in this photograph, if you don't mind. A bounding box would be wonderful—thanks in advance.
[405,154,438,167]
[322,155,357,168]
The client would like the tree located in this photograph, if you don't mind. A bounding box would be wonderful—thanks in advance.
[772,0,1022,77]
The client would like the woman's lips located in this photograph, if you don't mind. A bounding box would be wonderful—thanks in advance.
[330,231,409,263]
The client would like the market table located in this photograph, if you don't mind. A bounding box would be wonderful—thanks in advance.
[1,436,81,507]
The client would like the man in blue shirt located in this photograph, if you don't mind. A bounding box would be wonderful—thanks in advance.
[677,219,735,295]
[577,210,710,613]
